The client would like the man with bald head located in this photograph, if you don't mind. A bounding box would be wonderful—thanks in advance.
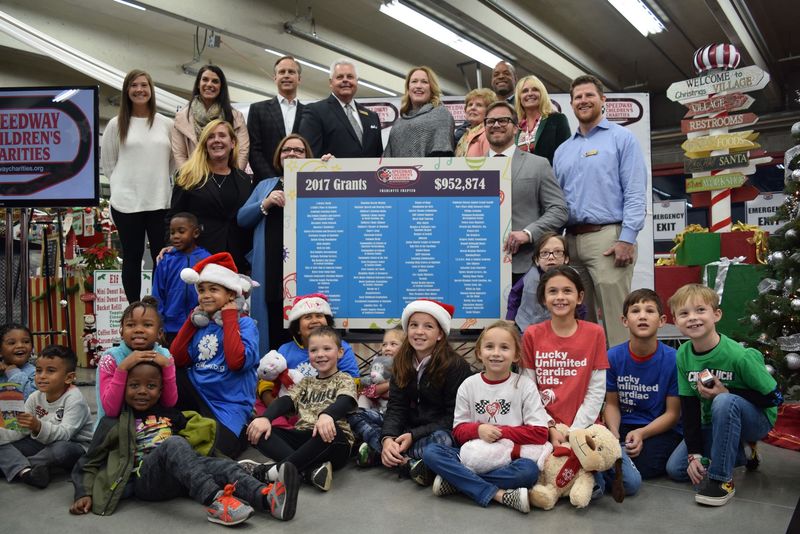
[491,61,517,106]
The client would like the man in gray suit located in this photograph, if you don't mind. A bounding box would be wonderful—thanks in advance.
[484,101,568,283]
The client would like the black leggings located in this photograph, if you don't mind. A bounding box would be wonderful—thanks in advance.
[175,367,246,459]
[257,427,351,474]
[110,206,167,304]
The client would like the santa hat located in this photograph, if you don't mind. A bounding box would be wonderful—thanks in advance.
[401,299,455,335]
[287,293,333,323]
[180,252,243,295]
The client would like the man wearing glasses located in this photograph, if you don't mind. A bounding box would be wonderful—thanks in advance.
[553,75,647,346]
[484,101,568,284]
[247,55,306,183]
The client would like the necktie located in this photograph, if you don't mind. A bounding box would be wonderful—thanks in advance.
[345,104,363,144]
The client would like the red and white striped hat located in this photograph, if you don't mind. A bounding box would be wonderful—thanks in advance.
[693,43,741,74]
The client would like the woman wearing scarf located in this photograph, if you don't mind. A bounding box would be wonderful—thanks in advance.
[171,64,250,170]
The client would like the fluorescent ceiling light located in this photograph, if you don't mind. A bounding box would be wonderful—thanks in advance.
[264,49,398,96]
[607,0,665,36]
[358,80,397,97]
[113,0,146,11]
[379,0,502,68]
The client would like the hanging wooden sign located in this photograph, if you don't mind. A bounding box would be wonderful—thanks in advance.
[685,173,747,193]
[667,65,770,102]
[683,93,754,118]
[680,112,758,134]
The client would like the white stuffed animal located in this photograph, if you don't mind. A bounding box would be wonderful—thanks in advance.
[459,438,553,474]
[357,355,393,412]
[257,350,304,397]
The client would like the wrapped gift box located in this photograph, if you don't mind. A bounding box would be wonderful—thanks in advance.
[675,232,721,266]
[703,263,765,337]
[720,230,764,264]
[655,265,702,324]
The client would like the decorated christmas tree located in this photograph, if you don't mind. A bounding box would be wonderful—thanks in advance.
[743,121,800,399]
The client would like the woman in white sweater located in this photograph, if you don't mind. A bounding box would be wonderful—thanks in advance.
[101,69,175,304]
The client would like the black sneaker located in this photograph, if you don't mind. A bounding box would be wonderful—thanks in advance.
[408,459,434,487]
[309,461,333,491]
[20,465,50,489]
[695,478,735,506]
[501,488,530,513]
[261,462,300,521]
[745,442,760,471]
[432,475,458,497]
[238,459,273,483]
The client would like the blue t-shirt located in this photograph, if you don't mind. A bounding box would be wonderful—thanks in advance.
[187,317,259,435]
[606,341,680,430]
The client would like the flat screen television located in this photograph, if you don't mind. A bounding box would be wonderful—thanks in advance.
[0,86,99,207]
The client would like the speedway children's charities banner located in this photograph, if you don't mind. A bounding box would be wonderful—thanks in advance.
[0,86,99,207]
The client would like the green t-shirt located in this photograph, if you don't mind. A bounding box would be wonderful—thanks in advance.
[676,334,777,426]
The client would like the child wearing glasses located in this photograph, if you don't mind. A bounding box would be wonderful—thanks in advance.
[507,232,587,331]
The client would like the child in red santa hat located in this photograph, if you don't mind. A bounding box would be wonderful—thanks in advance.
[170,252,259,459]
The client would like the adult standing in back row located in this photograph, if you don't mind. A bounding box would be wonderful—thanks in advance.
[383,66,454,158]
[172,65,250,170]
[553,74,647,347]
[299,59,382,158]
[102,69,174,304]
[247,55,305,183]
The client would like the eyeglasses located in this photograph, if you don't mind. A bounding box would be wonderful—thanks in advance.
[280,146,306,155]
[483,117,516,127]
[538,250,565,260]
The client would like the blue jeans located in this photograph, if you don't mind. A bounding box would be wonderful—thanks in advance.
[348,409,384,452]
[0,438,85,481]
[620,423,683,479]
[423,443,539,507]
[593,445,642,497]
[665,393,773,483]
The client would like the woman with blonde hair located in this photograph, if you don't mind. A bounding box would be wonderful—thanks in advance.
[384,66,455,157]
[513,75,570,165]
[102,69,175,303]
[454,88,496,157]
[169,119,253,272]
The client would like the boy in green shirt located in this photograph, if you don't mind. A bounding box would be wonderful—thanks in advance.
[666,284,782,506]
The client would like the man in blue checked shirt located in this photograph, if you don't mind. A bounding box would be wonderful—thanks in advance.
[553,74,647,347]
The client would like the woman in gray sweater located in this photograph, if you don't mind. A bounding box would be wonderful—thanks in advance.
[384,66,455,157]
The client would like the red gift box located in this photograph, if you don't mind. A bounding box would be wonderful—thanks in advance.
[655,265,702,324]
[720,231,764,264]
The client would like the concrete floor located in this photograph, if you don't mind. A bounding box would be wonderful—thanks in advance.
[5,372,799,534]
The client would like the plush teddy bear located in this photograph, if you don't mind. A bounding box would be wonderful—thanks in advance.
[357,355,393,413]
[257,350,304,397]
[529,424,624,510]
[459,438,553,473]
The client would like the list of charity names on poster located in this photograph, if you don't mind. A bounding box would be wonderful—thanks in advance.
[295,170,500,320]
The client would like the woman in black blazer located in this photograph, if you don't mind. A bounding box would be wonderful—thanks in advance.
[513,75,571,165]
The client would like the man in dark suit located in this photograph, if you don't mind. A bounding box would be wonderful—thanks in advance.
[299,59,383,158]
[247,55,305,182]
[485,101,568,283]
[492,61,517,106]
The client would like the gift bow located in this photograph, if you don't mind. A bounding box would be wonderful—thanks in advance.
[670,224,708,258]
[731,221,768,264]
[702,256,746,304]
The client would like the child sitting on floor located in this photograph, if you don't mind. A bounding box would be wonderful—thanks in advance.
[243,326,357,492]
[70,360,299,524]
[0,345,93,488]
[0,323,36,399]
